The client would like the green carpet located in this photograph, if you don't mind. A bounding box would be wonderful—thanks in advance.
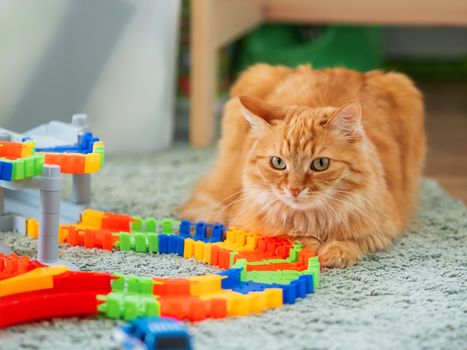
[1,145,466,350]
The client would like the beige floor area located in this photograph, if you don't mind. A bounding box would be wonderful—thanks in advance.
[422,81,467,204]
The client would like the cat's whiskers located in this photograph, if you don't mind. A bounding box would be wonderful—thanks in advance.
[330,187,392,225]
[207,187,273,223]
[205,186,266,222]
[321,191,385,237]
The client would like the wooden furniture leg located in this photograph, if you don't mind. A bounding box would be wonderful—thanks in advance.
[190,0,216,147]
[189,0,263,147]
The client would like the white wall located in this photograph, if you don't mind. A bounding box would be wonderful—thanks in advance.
[0,0,180,154]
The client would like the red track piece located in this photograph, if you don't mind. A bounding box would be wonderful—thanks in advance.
[210,246,234,269]
[0,291,101,328]
[67,227,119,250]
[0,253,44,281]
[0,270,115,328]
[0,141,23,160]
[101,213,133,232]
[153,278,191,296]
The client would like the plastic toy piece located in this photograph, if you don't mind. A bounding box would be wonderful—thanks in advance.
[1,206,321,329]
[98,274,160,321]
[158,295,227,321]
[113,317,193,350]
[0,269,114,328]
[0,290,103,328]
[0,265,68,297]
[26,218,39,239]
[97,292,160,321]
[0,253,44,280]
[0,141,34,160]
[66,226,119,251]
[0,116,108,268]
[35,132,101,155]
[153,278,191,296]
[179,220,226,243]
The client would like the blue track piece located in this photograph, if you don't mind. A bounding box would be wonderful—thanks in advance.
[179,220,191,237]
[299,274,314,294]
[270,282,297,304]
[0,161,12,181]
[209,224,224,242]
[194,222,206,241]
[168,235,179,254]
[158,234,170,254]
[178,220,226,243]
[218,268,243,289]
[231,281,271,294]
[35,132,100,154]
[176,236,185,256]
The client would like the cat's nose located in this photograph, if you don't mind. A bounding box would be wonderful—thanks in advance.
[288,187,304,197]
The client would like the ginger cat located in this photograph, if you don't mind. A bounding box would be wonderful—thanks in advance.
[180,64,426,268]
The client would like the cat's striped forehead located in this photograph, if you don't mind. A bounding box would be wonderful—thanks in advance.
[278,106,336,153]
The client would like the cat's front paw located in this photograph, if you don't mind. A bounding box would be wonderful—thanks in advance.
[295,236,322,254]
[318,241,361,268]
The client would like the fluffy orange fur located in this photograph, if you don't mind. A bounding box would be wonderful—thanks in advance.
[180,64,426,268]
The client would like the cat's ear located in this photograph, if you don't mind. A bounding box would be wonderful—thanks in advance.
[239,95,285,134]
[325,101,363,140]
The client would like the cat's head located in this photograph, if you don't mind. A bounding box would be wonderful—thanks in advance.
[239,95,368,211]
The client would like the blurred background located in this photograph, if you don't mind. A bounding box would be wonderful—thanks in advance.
[0,0,466,202]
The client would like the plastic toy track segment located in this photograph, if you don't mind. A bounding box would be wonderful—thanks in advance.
[0,270,115,328]
[0,291,101,328]
[1,210,321,327]
[0,253,44,281]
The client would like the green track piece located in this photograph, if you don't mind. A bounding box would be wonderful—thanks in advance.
[94,145,105,165]
[248,258,289,266]
[112,273,125,291]
[98,274,159,321]
[119,232,132,251]
[143,217,157,233]
[97,293,124,319]
[134,233,147,252]
[161,219,174,234]
[12,159,25,180]
[139,278,155,294]
[144,298,160,317]
[132,216,143,231]
[243,256,320,288]
[233,259,247,281]
[246,270,301,284]
[229,251,238,268]
[147,233,158,253]
[306,257,320,288]
[287,242,302,263]
[123,294,140,320]
[24,157,35,177]
[127,275,143,293]
[97,292,159,321]
[33,154,44,175]
[115,231,160,254]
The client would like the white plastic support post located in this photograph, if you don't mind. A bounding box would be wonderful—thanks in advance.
[37,165,61,264]
[37,165,78,269]
[71,114,90,132]
[72,174,91,205]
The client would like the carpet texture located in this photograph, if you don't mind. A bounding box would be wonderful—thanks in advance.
[1,145,466,350]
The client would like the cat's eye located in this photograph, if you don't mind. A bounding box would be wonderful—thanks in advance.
[310,157,330,171]
[270,156,286,170]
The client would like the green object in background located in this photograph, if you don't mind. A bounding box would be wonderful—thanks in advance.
[237,24,383,72]
[386,58,467,80]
